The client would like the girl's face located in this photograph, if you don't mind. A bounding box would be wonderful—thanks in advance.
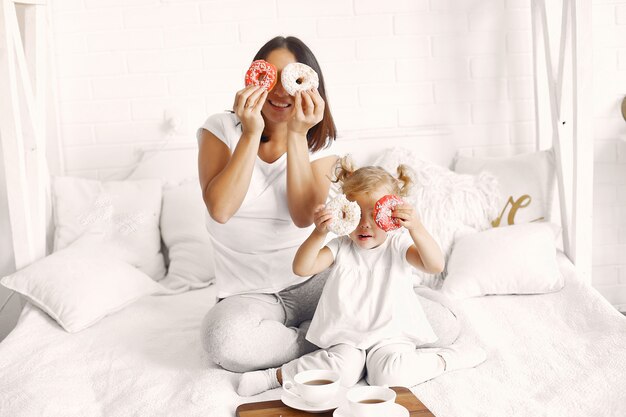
[348,187,390,250]
[262,48,297,124]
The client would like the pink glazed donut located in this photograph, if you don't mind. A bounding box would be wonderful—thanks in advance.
[373,195,403,232]
[244,60,277,91]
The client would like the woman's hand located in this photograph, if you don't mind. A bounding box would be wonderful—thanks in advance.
[288,88,325,136]
[313,204,333,234]
[393,203,422,231]
[233,85,268,137]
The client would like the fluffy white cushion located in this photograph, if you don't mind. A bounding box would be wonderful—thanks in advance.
[373,147,501,288]
[159,180,215,292]
[0,242,165,333]
[441,222,564,300]
[52,176,166,280]
[453,150,557,227]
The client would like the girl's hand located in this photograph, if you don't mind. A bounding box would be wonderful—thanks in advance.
[288,88,325,136]
[313,204,333,234]
[393,203,421,231]
[233,85,268,137]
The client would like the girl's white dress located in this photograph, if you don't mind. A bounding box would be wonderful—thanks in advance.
[306,232,438,350]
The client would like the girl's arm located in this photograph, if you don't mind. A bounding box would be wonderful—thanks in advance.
[286,89,338,227]
[198,86,267,224]
[394,204,445,274]
[292,205,335,276]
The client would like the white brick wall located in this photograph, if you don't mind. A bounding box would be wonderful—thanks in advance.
[593,0,626,310]
[49,0,626,308]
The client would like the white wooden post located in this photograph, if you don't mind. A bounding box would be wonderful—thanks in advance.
[16,0,47,262]
[531,1,552,152]
[534,0,572,256]
[531,0,593,283]
[43,0,64,179]
[0,0,48,269]
[570,0,593,283]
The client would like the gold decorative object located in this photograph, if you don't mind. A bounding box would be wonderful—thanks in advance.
[492,195,544,227]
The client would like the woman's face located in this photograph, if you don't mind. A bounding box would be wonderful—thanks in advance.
[262,48,297,125]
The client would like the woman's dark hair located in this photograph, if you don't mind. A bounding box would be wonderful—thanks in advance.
[254,36,337,152]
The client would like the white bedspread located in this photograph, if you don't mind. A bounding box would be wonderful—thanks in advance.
[413,254,626,417]
[1,254,625,417]
[0,285,257,417]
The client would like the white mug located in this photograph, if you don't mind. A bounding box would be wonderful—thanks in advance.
[282,369,341,406]
[346,385,396,417]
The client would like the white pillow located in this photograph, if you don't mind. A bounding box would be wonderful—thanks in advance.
[0,242,166,333]
[373,147,501,288]
[159,180,215,292]
[441,222,563,300]
[52,176,166,280]
[453,150,558,227]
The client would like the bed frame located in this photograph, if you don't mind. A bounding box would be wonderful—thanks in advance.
[0,0,593,279]
[0,0,63,271]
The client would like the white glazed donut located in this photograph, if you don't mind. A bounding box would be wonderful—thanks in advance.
[326,194,361,236]
[281,62,319,96]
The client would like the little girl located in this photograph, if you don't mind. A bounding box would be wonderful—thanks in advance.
[238,157,486,396]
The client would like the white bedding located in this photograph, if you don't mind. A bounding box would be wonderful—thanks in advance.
[1,253,625,417]
[414,253,626,417]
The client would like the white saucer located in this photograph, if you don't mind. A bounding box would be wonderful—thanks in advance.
[280,386,348,414]
[333,402,409,417]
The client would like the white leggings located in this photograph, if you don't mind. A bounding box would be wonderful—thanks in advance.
[281,340,445,388]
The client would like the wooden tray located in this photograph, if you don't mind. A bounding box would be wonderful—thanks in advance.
[236,386,435,417]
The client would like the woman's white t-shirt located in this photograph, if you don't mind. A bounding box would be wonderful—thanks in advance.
[198,112,335,298]
[306,232,438,350]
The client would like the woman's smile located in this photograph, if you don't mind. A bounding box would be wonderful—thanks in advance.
[268,99,292,110]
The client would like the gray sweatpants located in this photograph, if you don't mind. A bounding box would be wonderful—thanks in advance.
[200,272,460,373]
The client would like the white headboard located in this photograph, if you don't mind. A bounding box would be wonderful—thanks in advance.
[127,127,454,183]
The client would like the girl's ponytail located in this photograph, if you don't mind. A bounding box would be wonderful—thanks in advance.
[396,164,415,197]
[332,156,413,198]
[333,155,356,184]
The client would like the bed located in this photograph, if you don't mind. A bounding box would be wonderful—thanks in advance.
[2,0,624,416]
[2,250,625,417]
[2,129,626,417]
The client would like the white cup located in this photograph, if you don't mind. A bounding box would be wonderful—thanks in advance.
[346,385,397,417]
[282,369,341,406]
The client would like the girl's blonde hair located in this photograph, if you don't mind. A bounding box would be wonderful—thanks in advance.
[333,155,414,198]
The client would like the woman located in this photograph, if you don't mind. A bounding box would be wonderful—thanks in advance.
[198,36,460,375]
[197,36,338,373]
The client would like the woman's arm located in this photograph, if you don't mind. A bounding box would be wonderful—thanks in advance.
[293,205,335,276]
[286,150,338,227]
[198,129,258,224]
[286,89,338,227]
[198,86,267,224]
[394,204,445,274]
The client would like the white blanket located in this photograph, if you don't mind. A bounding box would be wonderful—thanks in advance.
[1,254,625,417]
[0,285,254,417]
[413,254,626,417]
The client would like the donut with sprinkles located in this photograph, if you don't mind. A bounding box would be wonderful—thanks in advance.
[245,60,277,91]
[373,195,403,232]
[326,194,361,236]
[281,62,319,96]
